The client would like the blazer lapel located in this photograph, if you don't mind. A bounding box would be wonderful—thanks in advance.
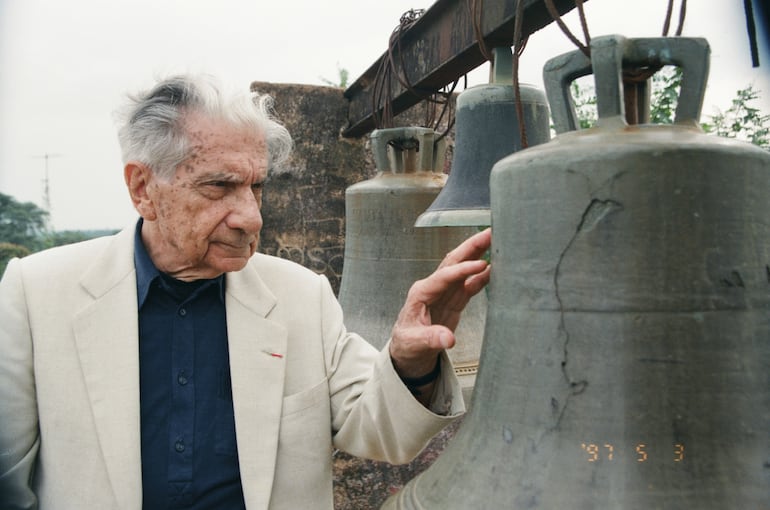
[73,227,143,510]
[226,264,287,510]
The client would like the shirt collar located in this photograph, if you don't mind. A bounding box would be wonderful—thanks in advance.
[133,219,225,308]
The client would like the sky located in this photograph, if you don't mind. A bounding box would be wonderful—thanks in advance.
[1,0,768,231]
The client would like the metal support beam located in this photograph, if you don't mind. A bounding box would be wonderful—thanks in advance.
[343,0,583,137]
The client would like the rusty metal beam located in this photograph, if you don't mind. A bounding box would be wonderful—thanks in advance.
[343,0,583,138]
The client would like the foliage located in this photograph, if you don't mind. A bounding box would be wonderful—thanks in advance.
[570,80,598,129]
[320,64,349,89]
[701,86,770,150]
[43,230,94,248]
[0,242,31,277]
[569,66,770,151]
[0,192,49,251]
[649,66,682,124]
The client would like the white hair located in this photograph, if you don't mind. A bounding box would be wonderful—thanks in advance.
[115,74,293,179]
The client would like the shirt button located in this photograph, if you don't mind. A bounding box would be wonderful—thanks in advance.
[175,440,185,452]
[177,372,188,386]
[178,308,187,317]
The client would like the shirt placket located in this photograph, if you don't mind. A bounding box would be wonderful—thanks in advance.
[168,297,195,507]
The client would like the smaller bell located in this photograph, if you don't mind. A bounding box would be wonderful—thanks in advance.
[414,46,551,227]
[339,127,484,357]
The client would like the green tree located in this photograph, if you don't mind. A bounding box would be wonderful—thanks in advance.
[0,192,49,251]
[0,242,31,276]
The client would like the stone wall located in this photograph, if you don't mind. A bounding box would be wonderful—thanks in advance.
[250,82,374,294]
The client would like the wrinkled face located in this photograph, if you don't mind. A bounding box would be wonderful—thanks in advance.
[132,113,268,280]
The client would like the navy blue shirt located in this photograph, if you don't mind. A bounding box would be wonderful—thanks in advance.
[134,222,246,509]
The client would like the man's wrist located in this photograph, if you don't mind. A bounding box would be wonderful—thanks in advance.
[398,357,441,395]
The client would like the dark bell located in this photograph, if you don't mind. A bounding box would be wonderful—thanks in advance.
[414,47,551,228]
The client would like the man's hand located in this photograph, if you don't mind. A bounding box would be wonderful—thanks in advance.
[389,228,491,397]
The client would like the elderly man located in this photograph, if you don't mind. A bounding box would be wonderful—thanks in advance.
[0,75,491,510]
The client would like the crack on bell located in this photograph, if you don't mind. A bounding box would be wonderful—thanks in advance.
[551,198,623,427]
[577,198,624,233]
[721,270,745,288]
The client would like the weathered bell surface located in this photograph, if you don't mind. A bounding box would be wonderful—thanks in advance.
[338,127,485,393]
[414,47,550,228]
[383,35,770,509]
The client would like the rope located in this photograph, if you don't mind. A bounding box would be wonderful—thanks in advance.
[371,9,424,129]
[575,0,591,46]
[371,8,458,141]
[662,0,687,36]
[543,0,590,57]
[470,0,494,63]
[512,0,529,148]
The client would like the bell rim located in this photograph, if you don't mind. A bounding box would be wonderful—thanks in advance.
[414,208,491,228]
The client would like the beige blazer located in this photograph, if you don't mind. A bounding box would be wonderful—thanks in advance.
[0,226,464,510]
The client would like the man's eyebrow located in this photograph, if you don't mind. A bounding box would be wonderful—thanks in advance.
[196,172,239,183]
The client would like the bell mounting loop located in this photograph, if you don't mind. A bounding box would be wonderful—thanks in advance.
[370,127,445,175]
[593,35,710,128]
[542,47,593,134]
[544,35,711,133]
[490,46,514,86]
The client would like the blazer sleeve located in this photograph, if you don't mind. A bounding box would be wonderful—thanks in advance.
[317,274,466,464]
[0,258,41,510]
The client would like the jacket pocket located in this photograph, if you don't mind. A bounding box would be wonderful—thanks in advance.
[273,379,334,501]
[280,379,328,417]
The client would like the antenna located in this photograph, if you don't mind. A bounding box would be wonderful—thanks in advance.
[31,153,63,228]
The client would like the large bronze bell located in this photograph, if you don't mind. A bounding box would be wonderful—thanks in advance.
[384,35,770,508]
[338,127,485,392]
[414,47,550,228]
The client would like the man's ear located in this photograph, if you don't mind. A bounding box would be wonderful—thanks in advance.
[124,162,157,221]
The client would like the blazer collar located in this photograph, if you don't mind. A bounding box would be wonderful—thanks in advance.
[225,256,278,318]
[79,225,137,299]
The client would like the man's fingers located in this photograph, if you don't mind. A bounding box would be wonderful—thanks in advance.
[412,259,489,302]
[438,228,491,269]
[463,263,492,295]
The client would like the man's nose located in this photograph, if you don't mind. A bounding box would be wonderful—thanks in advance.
[227,187,263,234]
